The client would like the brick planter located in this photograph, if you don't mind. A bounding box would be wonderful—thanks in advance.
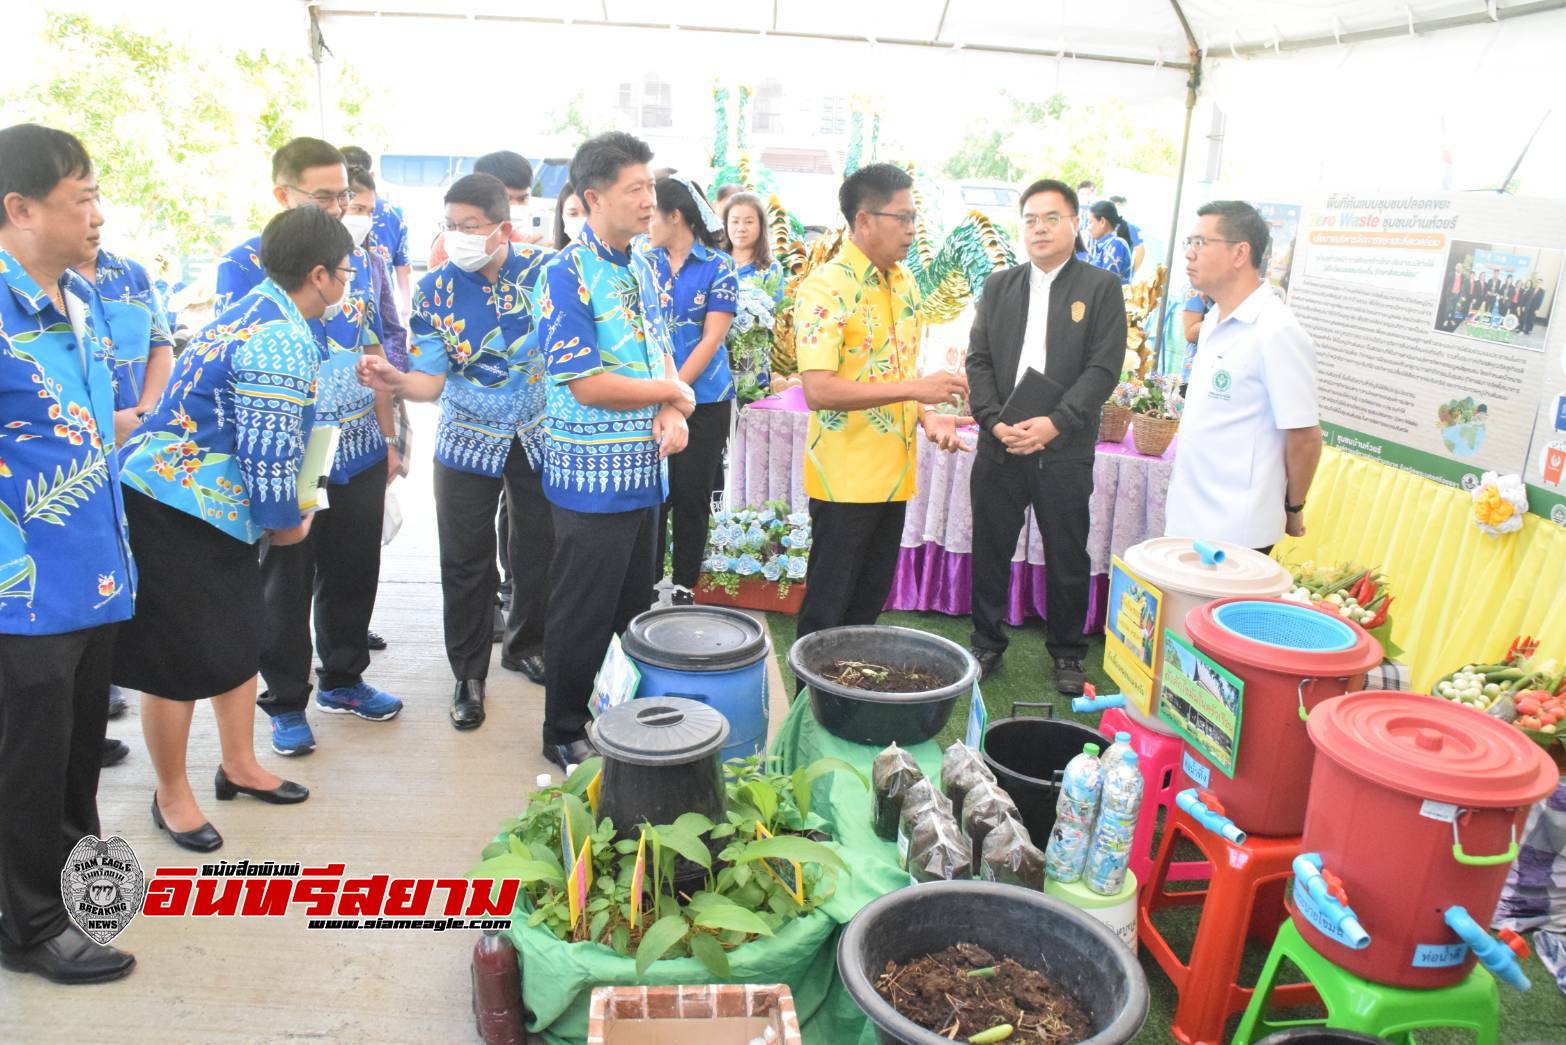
[586,983,802,1044]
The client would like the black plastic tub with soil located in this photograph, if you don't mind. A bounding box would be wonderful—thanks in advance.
[874,943,1091,1044]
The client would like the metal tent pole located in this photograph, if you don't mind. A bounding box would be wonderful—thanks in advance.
[1152,0,1202,373]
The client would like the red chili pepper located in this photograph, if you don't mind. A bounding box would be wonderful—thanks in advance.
[1365,596,1393,630]
[1359,575,1378,604]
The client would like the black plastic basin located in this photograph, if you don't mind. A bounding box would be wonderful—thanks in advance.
[982,704,1106,847]
[838,880,1149,1045]
[788,626,977,746]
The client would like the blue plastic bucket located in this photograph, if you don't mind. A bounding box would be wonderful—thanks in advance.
[621,606,770,763]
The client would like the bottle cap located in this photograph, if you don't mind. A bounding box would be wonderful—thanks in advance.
[1116,731,1131,743]
[565,764,578,776]
[1125,751,1139,764]
[1084,743,1101,755]
[535,774,552,789]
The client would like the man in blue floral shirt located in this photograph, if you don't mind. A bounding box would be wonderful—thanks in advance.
[532,132,693,772]
[214,137,402,757]
[359,173,555,731]
[0,124,138,984]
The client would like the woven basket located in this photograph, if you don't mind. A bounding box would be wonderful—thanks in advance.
[1131,413,1179,456]
[1099,403,1131,444]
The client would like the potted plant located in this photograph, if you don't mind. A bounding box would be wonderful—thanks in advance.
[1100,375,1138,444]
[1128,373,1183,456]
[696,501,809,614]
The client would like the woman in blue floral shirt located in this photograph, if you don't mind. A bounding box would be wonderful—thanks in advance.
[637,176,737,603]
[721,192,785,404]
[114,208,352,852]
[1083,200,1134,285]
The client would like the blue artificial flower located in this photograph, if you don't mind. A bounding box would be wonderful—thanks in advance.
[787,512,810,528]
[785,555,809,580]
[734,554,762,577]
[702,554,730,573]
[786,527,812,551]
[761,559,783,582]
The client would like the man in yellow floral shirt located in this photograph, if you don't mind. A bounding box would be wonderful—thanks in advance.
[795,164,968,637]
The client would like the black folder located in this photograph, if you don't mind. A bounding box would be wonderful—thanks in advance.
[998,367,1069,425]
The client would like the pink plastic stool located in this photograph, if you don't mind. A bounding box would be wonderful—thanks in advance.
[1100,707,1209,886]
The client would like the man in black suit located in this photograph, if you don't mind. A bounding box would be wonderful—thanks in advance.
[965,179,1128,692]
[1523,277,1546,335]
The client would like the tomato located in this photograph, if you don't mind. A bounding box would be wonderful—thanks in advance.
[1517,716,1541,730]
[1517,698,1541,716]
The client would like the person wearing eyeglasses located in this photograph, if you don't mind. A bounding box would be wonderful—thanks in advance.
[357,173,556,731]
[963,179,1128,693]
[792,163,970,639]
[1165,201,1322,554]
[212,137,403,759]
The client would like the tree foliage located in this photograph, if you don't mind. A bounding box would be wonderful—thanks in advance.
[2,12,380,267]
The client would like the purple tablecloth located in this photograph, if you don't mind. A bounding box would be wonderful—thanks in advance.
[729,396,1176,629]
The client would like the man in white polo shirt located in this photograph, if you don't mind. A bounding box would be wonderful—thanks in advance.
[1165,200,1322,553]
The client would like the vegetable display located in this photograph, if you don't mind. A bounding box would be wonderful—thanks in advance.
[1281,561,1400,657]
[1432,636,1566,749]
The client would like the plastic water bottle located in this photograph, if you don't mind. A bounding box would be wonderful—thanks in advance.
[1100,732,1135,773]
[1085,751,1144,895]
[1044,743,1102,883]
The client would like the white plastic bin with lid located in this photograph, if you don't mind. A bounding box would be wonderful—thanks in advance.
[1119,537,1292,735]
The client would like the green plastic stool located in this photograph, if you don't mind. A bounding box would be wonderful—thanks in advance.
[1232,919,1500,1045]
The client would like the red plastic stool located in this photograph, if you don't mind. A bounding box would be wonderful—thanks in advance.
[1138,802,1315,1045]
[1100,707,1208,887]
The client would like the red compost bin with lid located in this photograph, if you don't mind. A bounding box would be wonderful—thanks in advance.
[1298,690,1557,988]
[1182,598,1382,837]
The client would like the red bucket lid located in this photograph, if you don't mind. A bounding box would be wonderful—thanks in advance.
[1186,597,1383,678]
[1308,691,1559,807]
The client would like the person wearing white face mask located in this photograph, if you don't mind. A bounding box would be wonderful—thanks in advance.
[344,166,408,373]
[553,182,586,248]
[358,174,557,730]
[428,150,544,271]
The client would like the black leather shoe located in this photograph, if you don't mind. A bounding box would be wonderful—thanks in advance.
[0,923,135,984]
[151,793,222,853]
[100,738,129,768]
[500,652,546,685]
[970,646,1004,680]
[107,686,129,719]
[543,737,597,773]
[451,679,486,731]
[1053,656,1088,697]
[214,766,309,804]
[366,630,388,651]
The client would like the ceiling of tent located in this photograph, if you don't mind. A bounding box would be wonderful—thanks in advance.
[313,0,1565,66]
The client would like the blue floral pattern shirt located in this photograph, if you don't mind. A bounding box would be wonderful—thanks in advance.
[534,225,673,514]
[410,244,553,476]
[1083,231,1133,285]
[370,198,410,270]
[120,279,321,543]
[635,239,738,403]
[0,248,136,635]
[214,232,386,483]
[90,248,175,411]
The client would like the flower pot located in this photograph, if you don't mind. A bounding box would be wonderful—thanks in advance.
[1130,412,1179,456]
[1099,403,1131,444]
[696,576,806,615]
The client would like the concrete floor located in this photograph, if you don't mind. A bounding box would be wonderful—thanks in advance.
[0,403,789,1043]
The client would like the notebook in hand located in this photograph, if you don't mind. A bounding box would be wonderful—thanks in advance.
[999,367,1070,425]
[297,425,341,513]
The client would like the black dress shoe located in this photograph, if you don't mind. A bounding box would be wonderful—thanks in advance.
[542,737,597,773]
[151,794,222,853]
[451,679,486,731]
[107,686,129,719]
[1053,656,1088,697]
[214,766,309,804]
[970,646,1004,680]
[0,923,135,984]
[500,652,546,685]
[366,630,388,651]
[100,738,130,768]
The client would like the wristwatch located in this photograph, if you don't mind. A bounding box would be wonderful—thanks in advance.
[1285,499,1305,514]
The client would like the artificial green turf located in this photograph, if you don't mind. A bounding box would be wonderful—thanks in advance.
[767,609,1566,1043]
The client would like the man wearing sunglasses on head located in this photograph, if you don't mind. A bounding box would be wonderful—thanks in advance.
[213,137,404,760]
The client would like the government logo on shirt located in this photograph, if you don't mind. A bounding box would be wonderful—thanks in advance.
[1211,368,1232,398]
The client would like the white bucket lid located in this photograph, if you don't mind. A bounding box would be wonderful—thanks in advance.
[1123,537,1291,599]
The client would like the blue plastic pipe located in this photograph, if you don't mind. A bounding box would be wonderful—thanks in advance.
[1193,540,1226,566]
[1444,906,1531,992]
[1175,788,1247,844]
[1292,853,1370,950]
[1072,691,1125,713]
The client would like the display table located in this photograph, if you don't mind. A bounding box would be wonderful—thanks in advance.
[733,391,1177,630]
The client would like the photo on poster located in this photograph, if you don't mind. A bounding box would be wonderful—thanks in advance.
[1158,630,1244,777]
[1258,202,1303,294]
[1102,557,1163,716]
[1434,240,1560,352]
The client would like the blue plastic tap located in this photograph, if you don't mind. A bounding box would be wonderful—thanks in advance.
[1444,906,1531,992]
[1071,691,1126,713]
[1175,788,1247,844]
[1292,853,1370,950]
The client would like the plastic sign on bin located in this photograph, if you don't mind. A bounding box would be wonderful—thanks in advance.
[965,681,988,750]
[1157,630,1245,778]
[1103,557,1165,715]
[590,635,640,718]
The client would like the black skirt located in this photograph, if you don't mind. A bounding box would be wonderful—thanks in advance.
[113,489,261,701]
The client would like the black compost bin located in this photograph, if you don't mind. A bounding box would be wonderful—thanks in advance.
[589,697,728,841]
[837,880,1148,1045]
[982,702,1104,846]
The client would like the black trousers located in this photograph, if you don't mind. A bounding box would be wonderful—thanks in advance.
[433,442,554,681]
[969,452,1093,661]
[0,624,116,952]
[543,504,657,746]
[259,462,386,714]
[796,499,907,640]
[496,499,512,603]
[658,400,732,588]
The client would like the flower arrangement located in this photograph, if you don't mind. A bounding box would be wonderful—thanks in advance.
[728,282,778,404]
[1127,373,1184,420]
[1472,471,1527,536]
[700,500,810,599]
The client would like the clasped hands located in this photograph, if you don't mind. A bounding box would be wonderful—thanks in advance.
[993,416,1059,455]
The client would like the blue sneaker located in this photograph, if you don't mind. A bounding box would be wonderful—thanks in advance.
[270,711,316,756]
[316,681,403,721]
